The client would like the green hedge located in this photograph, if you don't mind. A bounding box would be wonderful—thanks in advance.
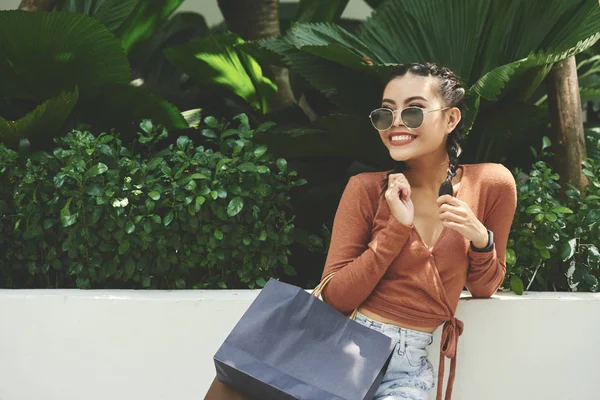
[505,137,600,294]
[0,115,306,289]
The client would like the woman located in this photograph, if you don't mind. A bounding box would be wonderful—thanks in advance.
[320,63,517,400]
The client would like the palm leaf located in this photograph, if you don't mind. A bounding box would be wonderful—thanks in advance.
[117,0,185,54]
[0,89,78,148]
[164,32,277,114]
[55,0,138,32]
[0,11,130,101]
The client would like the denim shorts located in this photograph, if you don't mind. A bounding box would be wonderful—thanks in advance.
[355,311,436,400]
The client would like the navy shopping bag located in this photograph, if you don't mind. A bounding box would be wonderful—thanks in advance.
[213,277,395,400]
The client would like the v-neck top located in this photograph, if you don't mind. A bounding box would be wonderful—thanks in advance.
[320,163,517,400]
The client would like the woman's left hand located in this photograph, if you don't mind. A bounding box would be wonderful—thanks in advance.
[437,195,488,248]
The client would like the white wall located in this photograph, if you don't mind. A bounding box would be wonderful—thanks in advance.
[0,289,599,400]
[0,0,373,24]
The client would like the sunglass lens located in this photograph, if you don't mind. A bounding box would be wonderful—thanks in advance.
[371,109,394,130]
[401,108,424,129]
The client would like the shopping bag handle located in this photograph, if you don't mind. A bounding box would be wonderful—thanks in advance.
[311,272,358,320]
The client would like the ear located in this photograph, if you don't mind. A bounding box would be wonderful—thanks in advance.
[445,107,461,135]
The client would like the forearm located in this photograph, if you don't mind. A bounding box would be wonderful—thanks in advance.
[322,217,412,314]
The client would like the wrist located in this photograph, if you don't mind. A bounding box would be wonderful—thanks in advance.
[471,228,494,252]
[471,230,489,249]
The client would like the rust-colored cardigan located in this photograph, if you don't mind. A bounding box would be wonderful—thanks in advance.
[321,163,517,400]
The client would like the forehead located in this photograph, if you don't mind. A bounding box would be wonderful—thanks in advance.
[382,74,438,103]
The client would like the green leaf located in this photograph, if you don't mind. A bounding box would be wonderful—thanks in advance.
[510,275,524,295]
[0,11,129,100]
[276,158,288,172]
[217,281,227,289]
[227,197,244,217]
[175,278,186,289]
[526,205,543,214]
[60,198,78,228]
[210,190,219,200]
[163,211,174,226]
[253,146,268,159]
[117,0,185,53]
[505,248,516,266]
[84,163,108,180]
[190,173,208,180]
[125,221,135,234]
[256,277,267,287]
[148,191,161,201]
[214,229,224,240]
[204,116,220,128]
[196,196,206,205]
[551,206,573,214]
[87,184,104,196]
[542,136,552,151]
[238,162,256,172]
[164,32,277,113]
[539,248,551,259]
[118,240,130,254]
[176,135,190,150]
[560,238,577,261]
[0,89,79,148]
[124,258,135,280]
[201,128,218,138]
[283,265,297,276]
[544,213,558,222]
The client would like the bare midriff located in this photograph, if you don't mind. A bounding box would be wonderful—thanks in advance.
[356,306,437,333]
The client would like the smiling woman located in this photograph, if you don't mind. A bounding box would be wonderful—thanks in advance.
[320,62,518,400]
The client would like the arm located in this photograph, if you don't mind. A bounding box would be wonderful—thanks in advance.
[321,175,412,314]
[466,164,517,298]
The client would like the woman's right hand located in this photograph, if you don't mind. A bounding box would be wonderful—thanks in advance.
[385,173,414,227]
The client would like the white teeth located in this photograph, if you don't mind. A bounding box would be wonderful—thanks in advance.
[391,135,415,142]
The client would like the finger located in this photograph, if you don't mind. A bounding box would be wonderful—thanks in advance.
[438,203,463,215]
[437,194,460,206]
[439,211,463,223]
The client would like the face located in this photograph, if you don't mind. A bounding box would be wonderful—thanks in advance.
[376,74,460,162]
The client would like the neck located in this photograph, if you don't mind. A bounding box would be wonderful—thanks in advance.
[402,151,453,195]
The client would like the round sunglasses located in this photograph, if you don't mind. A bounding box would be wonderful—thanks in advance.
[369,106,450,131]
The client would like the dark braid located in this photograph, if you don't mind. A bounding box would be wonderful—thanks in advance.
[379,62,466,196]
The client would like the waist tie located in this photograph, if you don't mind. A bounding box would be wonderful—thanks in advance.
[436,316,464,400]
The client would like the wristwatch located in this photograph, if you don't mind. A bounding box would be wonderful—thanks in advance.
[470,229,494,252]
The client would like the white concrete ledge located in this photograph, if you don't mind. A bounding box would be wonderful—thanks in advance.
[0,289,599,400]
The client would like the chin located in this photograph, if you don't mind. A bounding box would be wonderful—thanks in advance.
[387,147,413,162]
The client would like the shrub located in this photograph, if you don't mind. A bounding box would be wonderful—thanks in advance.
[0,115,305,289]
[505,136,600,294]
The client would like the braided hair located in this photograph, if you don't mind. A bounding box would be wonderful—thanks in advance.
[380,62,466,196]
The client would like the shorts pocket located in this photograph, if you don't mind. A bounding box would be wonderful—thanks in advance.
[406,345,429,368]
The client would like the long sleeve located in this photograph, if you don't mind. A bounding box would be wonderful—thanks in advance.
[321,175,412,314]
[466,164,517,298]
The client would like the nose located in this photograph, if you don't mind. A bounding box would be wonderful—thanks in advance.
[392,110,403,127]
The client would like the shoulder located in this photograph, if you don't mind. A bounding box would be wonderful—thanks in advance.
[464,163,516,191]
[348,171,388,195]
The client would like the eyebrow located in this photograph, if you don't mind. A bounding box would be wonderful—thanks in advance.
[382,96,429,105]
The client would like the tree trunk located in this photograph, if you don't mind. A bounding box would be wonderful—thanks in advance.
[18,0,56,11]
[547,56,588,195]
[217,0,309,116]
